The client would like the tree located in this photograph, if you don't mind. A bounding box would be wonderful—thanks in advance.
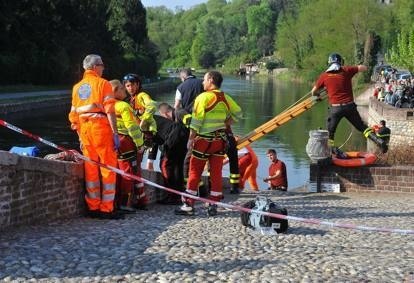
[386,27,414,72]
[276,0,390,80]
[108,0,158,76]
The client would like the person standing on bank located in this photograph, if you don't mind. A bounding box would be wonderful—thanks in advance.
[175,68,240,194]
[69,54,123,220]
[110,80,147,212]
[175,71,242,216]
[174,68,208,192]
[311,53,388,155]
[174,68,204,113]
[263,149,287,191]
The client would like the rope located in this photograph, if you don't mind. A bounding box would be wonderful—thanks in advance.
[337,128,353,149]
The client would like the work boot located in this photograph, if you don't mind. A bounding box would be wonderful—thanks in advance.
[98,211,125,220]
[174,202,194,216]
[158,195,182,205]
[85,210,101,219]
[230,188,239,194]
[207,204,218,216]
[118,205,136,214]
[134,194,149,210]
[332,147,347,159]
[134,203,148,211]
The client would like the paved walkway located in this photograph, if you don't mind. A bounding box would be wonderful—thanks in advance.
[0,90,70,101]
[0,190,413,282]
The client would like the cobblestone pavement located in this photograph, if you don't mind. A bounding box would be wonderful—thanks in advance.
[0,190,413,282]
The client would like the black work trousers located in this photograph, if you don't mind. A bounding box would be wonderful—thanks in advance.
[327,103,368,140]
[226,132,240,189]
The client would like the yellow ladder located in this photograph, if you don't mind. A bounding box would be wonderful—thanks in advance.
[237,92,326,149]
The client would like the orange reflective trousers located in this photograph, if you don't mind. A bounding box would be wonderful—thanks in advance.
[80,118,117,213]
[116,135,147,208]
[238,149,259,190]
[186,137,226,205]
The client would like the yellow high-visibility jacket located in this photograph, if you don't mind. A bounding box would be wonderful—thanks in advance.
[115,100,143,148]
[191,89,241,135]
[131,91,157,132]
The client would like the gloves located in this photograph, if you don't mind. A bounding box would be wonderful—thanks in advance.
[311,95,321,102]
[113,133,120,151]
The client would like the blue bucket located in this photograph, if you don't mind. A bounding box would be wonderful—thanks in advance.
[10,146,40,157]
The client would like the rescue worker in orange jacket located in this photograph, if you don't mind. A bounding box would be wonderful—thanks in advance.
[175,71,242,216]
[110,80,147,212]
[123,74,158,170]
[69,54,123,220]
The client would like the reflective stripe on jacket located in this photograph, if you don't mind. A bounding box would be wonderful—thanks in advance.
[69,70,115,128]
[191,89,242,135]
[115,100,143,148]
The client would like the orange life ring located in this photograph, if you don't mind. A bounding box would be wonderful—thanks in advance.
[332,151,377,167]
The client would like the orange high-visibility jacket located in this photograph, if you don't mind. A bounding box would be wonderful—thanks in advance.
[69,70,116,129]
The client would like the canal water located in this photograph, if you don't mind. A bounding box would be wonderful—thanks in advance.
[0,75,366,190]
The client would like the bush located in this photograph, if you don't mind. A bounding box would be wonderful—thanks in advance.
[376,145,414,165]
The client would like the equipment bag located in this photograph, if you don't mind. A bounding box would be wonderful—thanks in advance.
[241,196,288,234]
[10,146,39,157]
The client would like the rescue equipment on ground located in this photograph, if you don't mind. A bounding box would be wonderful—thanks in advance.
[237,91,326,149]
[332,151,377,167]
[305,130,331,163]
[9,146,39,157]
[241,196,288,234]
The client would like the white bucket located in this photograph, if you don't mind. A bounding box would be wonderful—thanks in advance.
[305,130,330,163]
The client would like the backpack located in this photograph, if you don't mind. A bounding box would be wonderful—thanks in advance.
[240,196,288,234]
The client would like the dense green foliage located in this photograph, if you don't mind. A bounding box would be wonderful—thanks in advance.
[1,0,411,86]
[385,0,414,71]
[147,0,282,72]
[0,0,157,85]
[146,0,409,81]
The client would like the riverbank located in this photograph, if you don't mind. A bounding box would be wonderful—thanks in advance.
[0,79,178,118]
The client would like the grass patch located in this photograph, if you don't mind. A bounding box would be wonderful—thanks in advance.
[376,146,414,166]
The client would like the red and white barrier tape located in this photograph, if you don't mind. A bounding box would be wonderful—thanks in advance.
[1,119,413,235]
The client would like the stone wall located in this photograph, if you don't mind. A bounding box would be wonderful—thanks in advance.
[0,150,168,231]
[368,97,414,146]
[310,163,414,193]
[0,151,85,230]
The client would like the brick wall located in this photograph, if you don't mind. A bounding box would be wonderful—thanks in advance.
[310,163,414,193]
[0,150,85,230]
[0,151,169,230]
